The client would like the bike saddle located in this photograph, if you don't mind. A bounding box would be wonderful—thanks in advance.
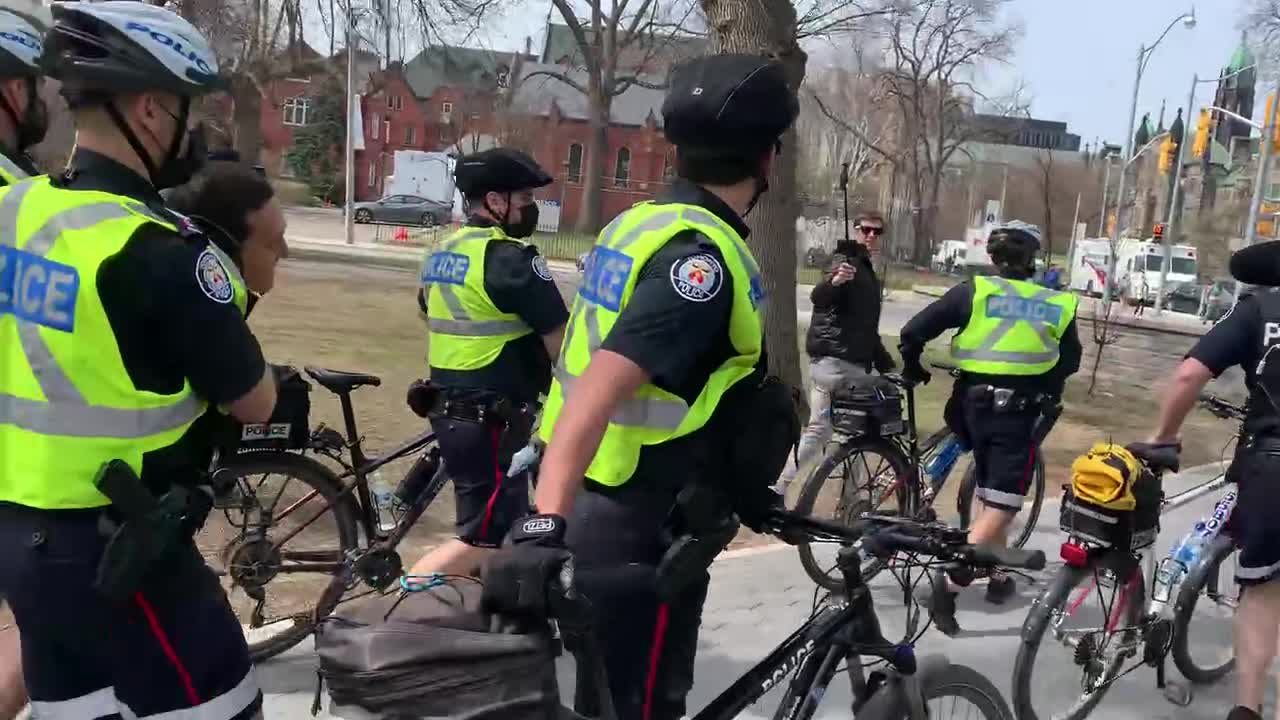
[305,367,383,394]
[1125,441,1181,474]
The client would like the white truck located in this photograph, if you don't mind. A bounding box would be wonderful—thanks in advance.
[931,239,966,273]
[1068,239,1113,297]
[1116,238,1198,305]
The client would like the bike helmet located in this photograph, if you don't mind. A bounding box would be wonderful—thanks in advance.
[0,9,43,78]
[454,148,553,197]
[987,220,1042,270]
[41,1,225,99]
[663,54,799,152]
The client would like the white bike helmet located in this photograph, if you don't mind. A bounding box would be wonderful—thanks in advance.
[0,8,43,78]
[41,1,224,97]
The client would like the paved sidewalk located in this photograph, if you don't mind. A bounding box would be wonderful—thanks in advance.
[261,461,1259,719]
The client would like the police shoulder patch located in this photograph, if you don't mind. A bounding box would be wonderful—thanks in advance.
[531,254,553,281]
[195,248,235,304]
[670,253,723,303]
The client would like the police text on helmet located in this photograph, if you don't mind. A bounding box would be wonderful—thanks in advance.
[124,22,213,76]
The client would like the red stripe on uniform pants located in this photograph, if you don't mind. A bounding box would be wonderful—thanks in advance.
[134,592,202,706]
[478,424,504,539]
[1020,444,1037,494]
[642,603,671,720]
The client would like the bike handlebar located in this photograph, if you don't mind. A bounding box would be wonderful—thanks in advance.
[763,509,1046,571]
[1199,393,1246,421]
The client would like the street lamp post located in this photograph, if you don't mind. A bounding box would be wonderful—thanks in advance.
[1097,155,1114,237]
[1104,8,1196,310]
[344,5,356,246]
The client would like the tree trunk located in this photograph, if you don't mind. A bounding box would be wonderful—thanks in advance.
[232,74,263,166]
[701,0,807,406]
[576,84,610,234]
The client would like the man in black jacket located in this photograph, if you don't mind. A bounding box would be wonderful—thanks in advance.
[777,211,895,494]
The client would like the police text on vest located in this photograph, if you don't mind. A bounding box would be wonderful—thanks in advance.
[0,247,79,332]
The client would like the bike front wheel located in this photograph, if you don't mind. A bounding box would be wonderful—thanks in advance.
[854,659,1014,719]
[1171,534,1239,684]
[1012,557,1146,720]
[195,451,361,661]
[955,446,1045,549]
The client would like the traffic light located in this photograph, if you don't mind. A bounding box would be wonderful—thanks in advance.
[1192,108,1212,159]
[1158,135,1176,173]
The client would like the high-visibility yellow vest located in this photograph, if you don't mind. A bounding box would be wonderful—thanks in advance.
[541,201,765,486]
[422,225,534,371]
[951,275,1078,376]
[0,152,29,186]
[0,177,248,509]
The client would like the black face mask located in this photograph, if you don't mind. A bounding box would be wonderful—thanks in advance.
[504,201,539,238]
[153,122,207,190]
[0,78,47,151]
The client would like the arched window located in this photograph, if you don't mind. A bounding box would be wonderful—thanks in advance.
[614,147,631,188]
[662,150,675,181]
[567,143,584,183]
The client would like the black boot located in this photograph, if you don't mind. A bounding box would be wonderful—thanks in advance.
[1226,707,1262,720]
[985,575,1017,605]
[926,570,961,636]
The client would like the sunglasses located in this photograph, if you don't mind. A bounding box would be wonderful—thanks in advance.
[857,226,884,236]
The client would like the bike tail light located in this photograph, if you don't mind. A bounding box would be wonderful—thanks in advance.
[1060,541,1090,568]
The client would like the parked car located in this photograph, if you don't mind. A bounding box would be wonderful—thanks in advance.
[1160,282,1204,315]
[352,194,452,226]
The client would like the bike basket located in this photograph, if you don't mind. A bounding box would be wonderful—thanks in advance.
[315,579,561,720]
[830,376,905,437]
[1059,472,1161,550]
[216,365,311,453]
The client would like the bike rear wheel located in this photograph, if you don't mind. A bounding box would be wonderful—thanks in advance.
[955,446,1046,549]
[195,451,360,661]
[1171,534,1238,684]
[1012,558,1146,720]
[795,436,911,591]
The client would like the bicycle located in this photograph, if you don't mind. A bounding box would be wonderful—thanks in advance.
[1011,414,1242,720]
[796,363,1048,592]
[196,367,535,661]
[547,510,1045,720]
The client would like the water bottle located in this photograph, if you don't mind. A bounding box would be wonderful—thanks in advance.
[394,447,443,506]
[923,436,964,490]
[506,443,540,477]
[1155,523,1209,603]
[369,470,398,534]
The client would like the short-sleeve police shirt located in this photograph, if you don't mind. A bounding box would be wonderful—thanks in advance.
[427,219,569,402]
[590,179,753,490]
[1187,294,1262,380]
[57,150,267,490]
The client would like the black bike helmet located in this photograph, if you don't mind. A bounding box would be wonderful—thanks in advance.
[454,148,553,196]
[41,1,226,100]
[987,221,1042,270]
[662,54,799,152]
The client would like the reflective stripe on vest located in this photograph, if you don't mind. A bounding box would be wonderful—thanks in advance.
[540,201,764,486]
[950,276,1078,375]
[0,178,245,509]
[422,226,534,369]
[0,153,27,186]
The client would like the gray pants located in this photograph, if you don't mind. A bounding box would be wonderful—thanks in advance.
[777,356,870,492]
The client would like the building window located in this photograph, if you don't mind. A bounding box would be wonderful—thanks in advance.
[387,95,403,111]
[405,125,416,146]
[368,161,377,188]
[282,97,310,126]
[383,119,391,143]
[369,112,381,139]
[614,147,631,188]
[662,151,675,181]
[440,125,450,143]
[442,101,453,115]
[567,143,583,183]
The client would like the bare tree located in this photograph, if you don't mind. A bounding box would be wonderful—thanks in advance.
[798,63,894,212]
[878,0,1019,264]
[1244,1,1280,79]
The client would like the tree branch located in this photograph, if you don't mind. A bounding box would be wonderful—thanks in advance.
[808,88,897,163]
[521,68,590,96]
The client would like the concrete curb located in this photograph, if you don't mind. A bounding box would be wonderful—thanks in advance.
[910,284,1208,338]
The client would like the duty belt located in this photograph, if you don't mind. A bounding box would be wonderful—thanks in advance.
[429,390,540,427]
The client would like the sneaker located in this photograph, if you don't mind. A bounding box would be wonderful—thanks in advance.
[1227,707,1262,720]
[926,571,961,636]
[985,575,1017,605]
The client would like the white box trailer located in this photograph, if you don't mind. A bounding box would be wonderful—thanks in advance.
[1116,239,1198,304]
[1068,239,1113,297]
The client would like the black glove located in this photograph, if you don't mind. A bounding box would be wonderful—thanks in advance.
[874,343,898,374]
[902,359,931,386]
[406,379,440,419]
[736,485,784,535]
[480,514,571,619]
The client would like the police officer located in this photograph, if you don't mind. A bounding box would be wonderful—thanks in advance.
[484,54,800,720]
[407,147,569,577]
[0,7,49,186]
[0,3,274,718]
[1147,240,1280,720]
[899,221,1081,635]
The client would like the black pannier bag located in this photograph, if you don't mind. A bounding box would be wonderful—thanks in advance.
[216,364,311,453]
[314,579,563,720]
[830,375,905,438]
